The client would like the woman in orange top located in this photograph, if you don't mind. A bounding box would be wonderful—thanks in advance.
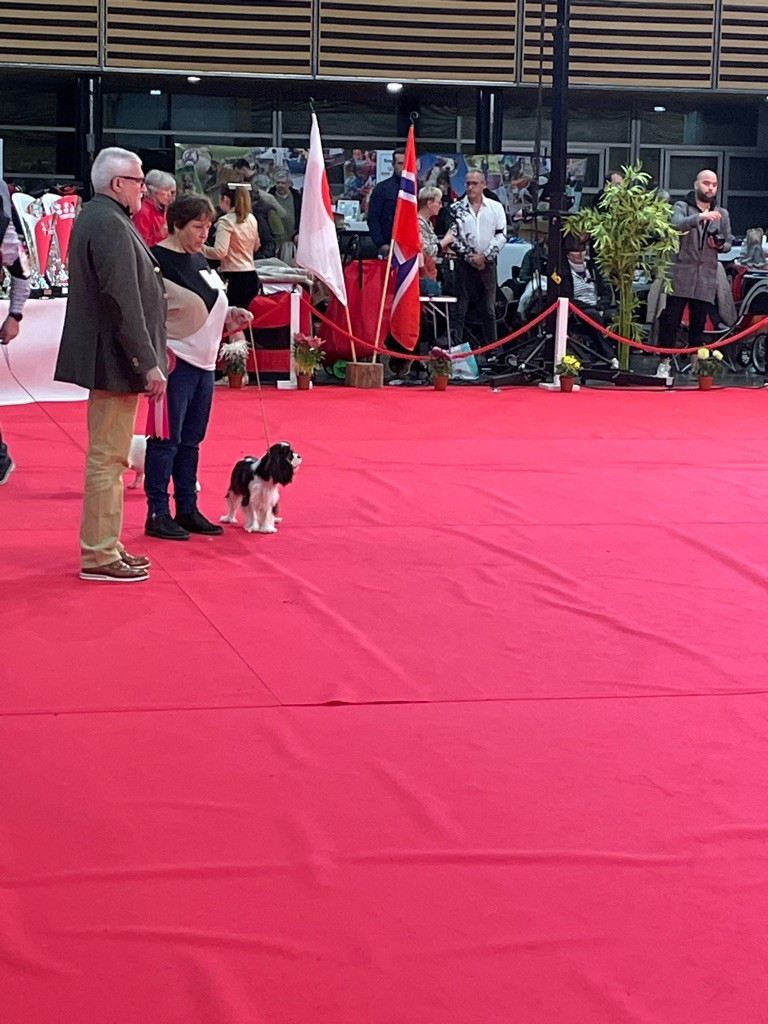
[202,185,261,309]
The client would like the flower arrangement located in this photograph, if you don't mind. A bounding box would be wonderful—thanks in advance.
[694,347,724,376]
[555,353,582,378]
[219,337,249,376]
[293,333,326,376]
[428,346,452,377]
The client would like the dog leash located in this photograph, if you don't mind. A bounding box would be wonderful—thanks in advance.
[246,323,271,451]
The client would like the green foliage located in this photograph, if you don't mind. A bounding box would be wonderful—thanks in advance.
[292,334,326,375]
[555,353,582,378]
[694,347,725,376]
[565,163,680,368]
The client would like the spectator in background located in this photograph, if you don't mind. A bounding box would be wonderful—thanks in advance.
[367,148,405,256]
[212,186,278,261]
[447,170,507,351]
[656,169,732,377]
[0,178,32,485]
[202,184,261,309]
[417,186,454,296]
[269,169,302,262]
[132,169,176,246]
[741,227,766,269]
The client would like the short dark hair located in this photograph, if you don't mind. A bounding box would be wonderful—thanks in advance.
[166,193,215,231]
[393,148,406,159]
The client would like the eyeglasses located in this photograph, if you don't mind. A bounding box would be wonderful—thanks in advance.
[117,175,146,185]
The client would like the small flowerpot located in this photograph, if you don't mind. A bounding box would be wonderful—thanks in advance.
[296,373,312,391]
[433,374,449,391]
[228,373,245,389]
[559,375,576,392]
[698,375,714,390]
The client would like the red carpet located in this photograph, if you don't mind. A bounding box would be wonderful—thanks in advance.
[2,385,768,1022]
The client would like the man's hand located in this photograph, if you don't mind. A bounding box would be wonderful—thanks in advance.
[0,316,20,344]
[468,253,487,270]
[700,210,721,223]
[378,244,390,259]
[229,308,254,329]
[145,365,167,401]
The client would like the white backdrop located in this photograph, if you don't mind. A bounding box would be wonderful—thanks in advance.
[0,298,86,405]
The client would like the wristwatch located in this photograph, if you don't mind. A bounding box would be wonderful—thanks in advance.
[7,312,23,322]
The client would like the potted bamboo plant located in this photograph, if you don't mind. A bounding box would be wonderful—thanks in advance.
[565,163,680,370]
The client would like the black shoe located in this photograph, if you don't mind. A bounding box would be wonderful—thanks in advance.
[0,455,15,485]
[175,510,224,536]
[145,513,190,540]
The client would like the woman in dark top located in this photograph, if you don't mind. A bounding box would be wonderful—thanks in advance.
[144,193,253,541]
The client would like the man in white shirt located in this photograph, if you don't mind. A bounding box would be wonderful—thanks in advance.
[448,170,507,350]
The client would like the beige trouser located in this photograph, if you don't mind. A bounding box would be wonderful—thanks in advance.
[80,390,139,569]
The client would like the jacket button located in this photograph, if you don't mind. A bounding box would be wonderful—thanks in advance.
[154,266,160,273]
[163,293,169,299]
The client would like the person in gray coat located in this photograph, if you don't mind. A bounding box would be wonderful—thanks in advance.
[55,147,168,582]
[656,169,732,377]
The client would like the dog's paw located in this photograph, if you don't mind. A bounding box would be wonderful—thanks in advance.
[258,526,278,534]
[244,524,259,533]
[220,515,237,523]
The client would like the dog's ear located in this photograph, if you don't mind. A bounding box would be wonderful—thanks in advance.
[272,454,295,486]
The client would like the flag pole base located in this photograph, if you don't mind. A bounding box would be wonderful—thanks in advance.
[345,362,384,389]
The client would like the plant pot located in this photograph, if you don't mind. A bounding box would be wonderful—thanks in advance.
[433,374,449,391]
[296,373,312,390]
[228,373,245,389]
[698,375,714,390]
[559,375,576,392]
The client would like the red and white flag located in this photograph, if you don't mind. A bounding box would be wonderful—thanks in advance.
[389,125,422,351]
[295,113,348,307]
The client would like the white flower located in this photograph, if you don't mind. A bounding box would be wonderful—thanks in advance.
[713,350,724,361]
[697,347,709,359]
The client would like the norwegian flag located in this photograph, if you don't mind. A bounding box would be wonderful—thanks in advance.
[389,126,422,351]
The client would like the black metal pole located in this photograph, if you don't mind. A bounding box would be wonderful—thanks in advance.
[546,0,570,302]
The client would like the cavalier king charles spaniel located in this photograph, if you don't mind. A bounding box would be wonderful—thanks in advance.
[221,442,302,533]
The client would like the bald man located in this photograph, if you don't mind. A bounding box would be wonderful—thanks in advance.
[657,169,731,377]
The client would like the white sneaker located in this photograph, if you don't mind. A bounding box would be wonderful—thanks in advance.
[656,360,672,378]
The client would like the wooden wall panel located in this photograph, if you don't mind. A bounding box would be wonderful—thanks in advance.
[319,0,517,82]
[0,0,99,66]
[522,0,716,90]
[106,0,313,74]
[719,0,768,88]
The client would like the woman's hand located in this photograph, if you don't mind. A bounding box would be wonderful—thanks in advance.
[228,307,255,328]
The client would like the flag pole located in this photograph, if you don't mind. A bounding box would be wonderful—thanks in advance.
[372,244,395,364]
[343,305,358,363]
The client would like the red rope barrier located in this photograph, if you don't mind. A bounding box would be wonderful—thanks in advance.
[568,303,768,356]
[309,300,560,362]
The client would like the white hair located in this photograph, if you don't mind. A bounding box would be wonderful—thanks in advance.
[145,169,176,191]
[91,147,141,193]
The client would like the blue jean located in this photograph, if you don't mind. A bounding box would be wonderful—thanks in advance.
[144,357,214,517]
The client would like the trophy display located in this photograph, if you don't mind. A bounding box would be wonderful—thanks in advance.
[11,191,80,298]
[11,193,51,297]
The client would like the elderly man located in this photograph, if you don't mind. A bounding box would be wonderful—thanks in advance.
[448,170,507,350]
[268,169,302,262]
[55,147,168,582]
[0,178,32,485]
[656,169,732,377]
[132,168,176,247]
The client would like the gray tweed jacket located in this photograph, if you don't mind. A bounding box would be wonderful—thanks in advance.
[55,194,167,393]
[669,192,732,303]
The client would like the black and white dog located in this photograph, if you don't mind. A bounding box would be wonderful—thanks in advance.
[221,442,302,533]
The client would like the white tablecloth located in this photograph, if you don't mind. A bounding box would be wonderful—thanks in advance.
[0,298,86,405]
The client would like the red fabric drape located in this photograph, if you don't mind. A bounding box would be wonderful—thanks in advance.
[319,259,394,362]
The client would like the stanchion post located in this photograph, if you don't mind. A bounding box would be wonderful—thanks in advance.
[277,285,302,390]
[539,297,576,390]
